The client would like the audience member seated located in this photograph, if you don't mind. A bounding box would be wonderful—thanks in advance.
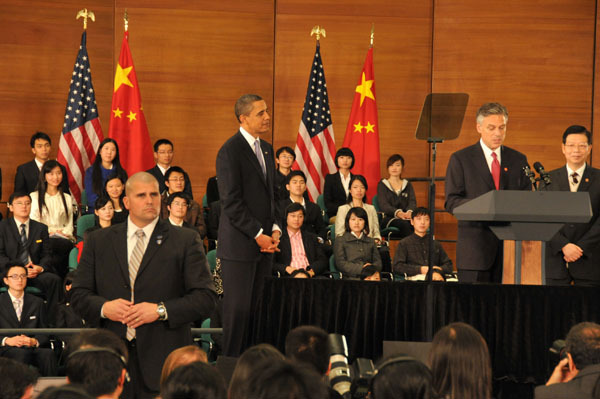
[393,207,453,281]
[37,385,95,399]
[360,265,381,281]
[15,132,69,195]
[65,329,129,399]
[160,166,206,239]
[30,160,75,278]
[274,203,327,278]
[369,356,435,399]
[0,192,61,324]
[376,154,416,239]
[535,322,600,399]
[333,207,382,278]
[104,173,128,224]
[161,361,226,399]
[238,358,329,399]
[55,271,85,328]
[160,345,208,390]
[277,170,327,241]
[0,357,39,399]
[0,262,58,376]
[206,176,219,205]
[228,344,285,399]
[146,138,193,199]
[335,175,381,242]
[166,192,192,229]
[324,147,355,222]
[83,196,114,241]
[274,146,296,202]
[429,322,492,399]
[84,138,127,213]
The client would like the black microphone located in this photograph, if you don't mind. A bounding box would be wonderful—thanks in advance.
[533,162,551,185]
[523,165,536,185]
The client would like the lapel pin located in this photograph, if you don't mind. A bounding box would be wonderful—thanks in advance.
[504,167,508,172]
[156,235,163,245]
[586,178,589,182]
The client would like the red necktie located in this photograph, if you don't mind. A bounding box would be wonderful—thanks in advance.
[491,152,500,190]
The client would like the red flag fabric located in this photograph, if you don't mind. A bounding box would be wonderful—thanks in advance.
[108,32,153,174]
[58,31,104,203]
[342,47,380,200]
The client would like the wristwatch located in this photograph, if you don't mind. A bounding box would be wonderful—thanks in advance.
[156,302,167,321]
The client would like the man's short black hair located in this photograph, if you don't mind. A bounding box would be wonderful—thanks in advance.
[161,361,227,399]
[566,322,600,369]
[286,170,307,185]
[30,131,51,148]
[285,325,329,375]
[164,166,186,182]
[411,207,430,219]
[562,125,592,144]
[167,191,191,207]
[285,202,306,219]
[335,147,355,169]
[276,146,296,160]
[8,192,31,205]
[154,139,174,152]
[0,357,39,399]
[4,262,27,279]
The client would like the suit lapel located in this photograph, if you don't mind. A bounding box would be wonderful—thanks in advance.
[578,165,594,192]
[555,167,571,191]
[236,132,268,186]
[472,144,495,190]
[0,293,21,326]
[136,221,169,279]
[110,223,130,283]
[8,219,22,250]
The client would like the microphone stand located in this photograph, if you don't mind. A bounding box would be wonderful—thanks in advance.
[425,138,443,283]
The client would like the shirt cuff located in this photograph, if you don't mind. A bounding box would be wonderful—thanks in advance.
[1,337,6,346]
[254,228,264,239]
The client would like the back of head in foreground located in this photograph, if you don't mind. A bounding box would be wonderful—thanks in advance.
[161,361,226,399]
[428,322,492,399]
[228,344,285,399]
[235,358,329,399]
[370,356,435,399]
[285,325,330,376]
[566,322,600,371]
[160,345,208,389]
[0,357,39,399]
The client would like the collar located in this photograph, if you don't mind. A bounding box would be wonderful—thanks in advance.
[381,178,408,192]
[240,127,260,149]
[157,164,169,175]
[168,217,184,227]
[479,138,501,159]
[34,158,44,169]
[127,216,159,240]
[566,163,586,178]
[290,196,306,207]
[8,290,25,303]
[13,218,29,231]
[287,227,302,238]
[350,231,364,239]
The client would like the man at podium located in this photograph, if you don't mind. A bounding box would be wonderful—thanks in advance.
[445,103,530,283]
[541,125,600,286]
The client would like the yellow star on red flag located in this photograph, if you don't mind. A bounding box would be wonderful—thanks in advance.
[113,64,134,92]
[112,107,123,118]
[126,111,137,122]
[365,121,375,133]
[355,72,375,107]
[354,122,364,133]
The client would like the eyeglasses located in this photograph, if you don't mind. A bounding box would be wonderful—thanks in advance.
[168,177,185,182]
[157,151,173,155]
[7,274,27,280]
[279,155,294,160]
[564,144,589,151]
[12,201,31,207]
[171,201,188,208]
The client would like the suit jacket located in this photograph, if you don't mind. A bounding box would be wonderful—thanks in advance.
[216,131,277,261]
[160,193,207,239]
[534,363,600,399]
[445,142,530,270]
[71,219,217,391]
[0,218,53,275]
[324,172,353,219]
[274,230,327,276]
[0,292,49,347]
[541,165,600,281]
[277,198,327,240]
[146,165,194,199]
[15,160,69,195]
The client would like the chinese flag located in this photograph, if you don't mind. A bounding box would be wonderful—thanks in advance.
[108,32,154,174]
[342,47,380,200]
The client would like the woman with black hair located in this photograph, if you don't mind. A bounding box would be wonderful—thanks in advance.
[104,172,128,224]
[323,147,355,222]
[334,175,381,242]
[83,138,127,213]
[370,356,436,399]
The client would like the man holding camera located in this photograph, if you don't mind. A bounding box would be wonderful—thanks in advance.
[535,322,600,399]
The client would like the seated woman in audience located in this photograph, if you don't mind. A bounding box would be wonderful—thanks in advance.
[30,160,75,277]
[160,345,208,390]
[370,356,435,399]
[161,361,226,399]
[377,154,416,239]
[335,175,381,242]
[104,172,128,224]
[228,344,285,399]
[83,196,114,241]
[334,207,382,278]
[84,138,127,213]
[428,322,492,399]
[324,147,355,222]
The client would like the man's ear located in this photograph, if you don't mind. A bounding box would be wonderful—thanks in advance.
[567,352,578,373]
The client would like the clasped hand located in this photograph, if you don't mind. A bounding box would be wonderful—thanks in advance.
[256,233,280,253]
[103,299,159,328]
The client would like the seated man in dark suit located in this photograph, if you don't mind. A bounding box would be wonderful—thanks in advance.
[0,262,58,376]
[277,170,327,242]
[166,192,192,229]
[0,192,62,325]
[160,166,206,239]
[14,132,69,195]
[535,322,600,399]
[146,139,193,199]
[274,146,295,202]
[274,203,327,278]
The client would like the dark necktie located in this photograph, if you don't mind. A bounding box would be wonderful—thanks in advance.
[491,152,500,190]
[19,224,29,265]
[571,172,579,185]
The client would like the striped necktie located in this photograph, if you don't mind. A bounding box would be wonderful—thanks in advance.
[126,229,145,341]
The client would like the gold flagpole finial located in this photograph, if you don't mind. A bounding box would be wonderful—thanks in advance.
[310,25,326,42]
[370,23,375,47]
[76,8,95,30]
[124,9,129,32]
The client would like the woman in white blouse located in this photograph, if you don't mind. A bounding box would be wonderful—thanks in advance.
[335,175,381,242]
[30,160,75,277]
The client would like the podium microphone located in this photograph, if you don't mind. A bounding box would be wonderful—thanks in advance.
[533,162,551,185]
[523,165,536,186]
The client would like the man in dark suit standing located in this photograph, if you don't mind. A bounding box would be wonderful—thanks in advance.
[0,262,57,376]
[71,172,217,399]
[0,192,62,324]
[216,94,280,356]
[146,138,193,199]
[541,125,600,286]
[445,103,531,283]
[14,132,69,194]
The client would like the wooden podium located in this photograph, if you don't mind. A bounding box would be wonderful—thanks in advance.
[453,191,592,285]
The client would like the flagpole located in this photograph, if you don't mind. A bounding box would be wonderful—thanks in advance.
[310,25,326,43]
[370,23,374,48]
[124,9,129,32]
[76,8,95,30]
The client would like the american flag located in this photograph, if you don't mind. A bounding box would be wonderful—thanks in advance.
[293,43,337,202]
[57,31,104,203]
